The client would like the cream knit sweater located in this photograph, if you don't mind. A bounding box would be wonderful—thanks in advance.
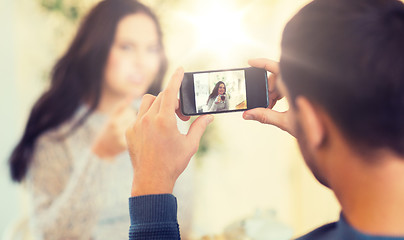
[25,106,193,240]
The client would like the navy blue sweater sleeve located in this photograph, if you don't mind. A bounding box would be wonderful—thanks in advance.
[129,194,180,240]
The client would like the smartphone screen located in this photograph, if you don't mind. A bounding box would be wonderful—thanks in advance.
[180,67,268,116]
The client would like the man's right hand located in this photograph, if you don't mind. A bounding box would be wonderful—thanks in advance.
[243,58,295,137]
[126,67,213,197]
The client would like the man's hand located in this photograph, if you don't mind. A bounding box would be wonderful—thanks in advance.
[243,58,295,136]
[126,67,214,197]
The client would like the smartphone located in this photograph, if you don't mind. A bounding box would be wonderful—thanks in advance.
[180,67,268,116]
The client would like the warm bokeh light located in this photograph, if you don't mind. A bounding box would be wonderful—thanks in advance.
[169,0,273,66]
[182,1,250,60]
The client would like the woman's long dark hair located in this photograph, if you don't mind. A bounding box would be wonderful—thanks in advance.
[207,81,226,104]
[9,0,167,182]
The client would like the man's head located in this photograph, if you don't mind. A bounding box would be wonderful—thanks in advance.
[279,0,404,185]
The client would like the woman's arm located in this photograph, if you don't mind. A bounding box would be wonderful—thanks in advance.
[27,133,103,240]
[208,97,219,112]
[207,97,214,110]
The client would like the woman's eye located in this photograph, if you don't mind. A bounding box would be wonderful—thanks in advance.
[120,44,133,51]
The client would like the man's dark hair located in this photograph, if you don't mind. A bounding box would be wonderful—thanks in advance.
[280,0,404,156]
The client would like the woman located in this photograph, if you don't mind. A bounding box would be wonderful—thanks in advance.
[206,81,229,112]
[8,1,191,239]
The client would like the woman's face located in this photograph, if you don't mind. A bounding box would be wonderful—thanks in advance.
[103,13,161,99]
[218,83,226,95]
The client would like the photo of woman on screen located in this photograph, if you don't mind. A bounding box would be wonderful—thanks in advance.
[206,81,229,112]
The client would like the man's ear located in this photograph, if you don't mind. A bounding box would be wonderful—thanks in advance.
[295,96,326,149]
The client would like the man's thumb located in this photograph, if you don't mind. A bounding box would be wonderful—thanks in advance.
[187,115,214,148]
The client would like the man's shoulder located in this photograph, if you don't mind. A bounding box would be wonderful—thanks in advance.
[296,222,338,240]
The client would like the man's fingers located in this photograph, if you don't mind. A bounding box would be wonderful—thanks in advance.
[176,109,190,121]
[248,58,280,74]
[186,115,214,149]
[268,73,277,93]
[269,91,283,109]
[148,92,163,116]
[175,99,190,121]
[137,94,156,119]
[243,108,291,135]
[161,67,184,113]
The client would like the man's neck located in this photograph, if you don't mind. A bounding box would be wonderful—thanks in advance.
[331,150,404,236]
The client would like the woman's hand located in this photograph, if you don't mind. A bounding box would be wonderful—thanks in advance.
[126,67,213,196]
[92,99,136,159]
[243,58,295,136]
[215,95,222,104]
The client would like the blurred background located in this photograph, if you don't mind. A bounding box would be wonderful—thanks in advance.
[0,0,340,239]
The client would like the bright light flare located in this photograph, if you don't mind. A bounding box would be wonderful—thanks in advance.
[193,6,246,52]
[180,1,254,62]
